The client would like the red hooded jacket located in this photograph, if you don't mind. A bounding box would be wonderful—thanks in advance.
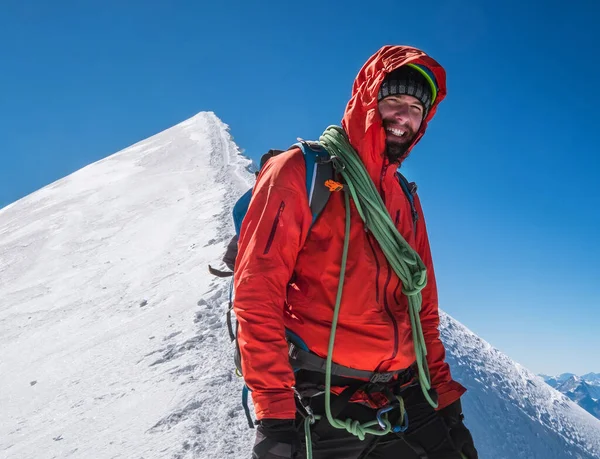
[234,45,466,420]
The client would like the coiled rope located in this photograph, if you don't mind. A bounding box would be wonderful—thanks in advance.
[302,125,441,458]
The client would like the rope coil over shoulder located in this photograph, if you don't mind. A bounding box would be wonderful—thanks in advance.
[301,125,438,458]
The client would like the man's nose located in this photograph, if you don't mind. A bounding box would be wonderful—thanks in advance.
[393,105,410,123]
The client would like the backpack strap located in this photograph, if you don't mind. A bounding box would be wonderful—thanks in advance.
[395,171,418,227]
[293,141,334,226]
[232,189,253,236]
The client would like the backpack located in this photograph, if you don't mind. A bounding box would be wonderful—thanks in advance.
[208,140,336,279]
[208,140,419,427]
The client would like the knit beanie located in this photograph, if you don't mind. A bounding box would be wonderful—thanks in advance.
[378,65,434,117]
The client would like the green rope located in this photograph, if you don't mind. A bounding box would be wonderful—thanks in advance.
[301,125,438,457]
[322,190,400,439]
[318,125,437,410]
[304,415,315,459]
[302,188,404,459]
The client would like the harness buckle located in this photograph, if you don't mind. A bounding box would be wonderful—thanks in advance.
[288,342,299,360]
[293,388,316,424]
[370,372,394,384]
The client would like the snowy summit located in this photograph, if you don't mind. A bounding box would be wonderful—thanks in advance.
[1,112,599,458]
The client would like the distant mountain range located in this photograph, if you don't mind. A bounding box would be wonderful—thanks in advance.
[541,373,600,419]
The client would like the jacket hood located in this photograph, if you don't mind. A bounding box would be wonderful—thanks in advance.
[341,45,447,175]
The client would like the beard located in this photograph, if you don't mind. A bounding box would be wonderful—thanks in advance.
[385,140,411,164]
[382,119,417,164]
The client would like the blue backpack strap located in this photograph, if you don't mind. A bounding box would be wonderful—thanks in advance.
[293,141,333,225]
[396,171,418,226]
[241,384,254,428]
[232,189,253,236]
[232,144,332,235]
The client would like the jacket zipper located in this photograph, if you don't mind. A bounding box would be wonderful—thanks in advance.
[263,201,285,255]
[379,164,400,364]
[393,278,401,304]
[366,234,380,303]
[379,163,388,201]
[382,261,399,362]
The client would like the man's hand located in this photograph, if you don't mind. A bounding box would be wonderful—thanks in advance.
[439,400,478,459]
[252,419,299,459]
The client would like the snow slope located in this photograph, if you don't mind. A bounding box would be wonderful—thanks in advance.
[442,317,600,458]
[1,112,599,459]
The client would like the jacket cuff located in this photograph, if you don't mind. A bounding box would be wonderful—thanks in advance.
[435,379,467,410]
[252,390,297,420]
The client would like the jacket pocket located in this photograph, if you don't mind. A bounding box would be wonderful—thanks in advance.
[263,201,285,254]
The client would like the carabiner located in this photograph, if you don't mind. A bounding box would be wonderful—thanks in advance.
[392,412,409,433]
[376,405,395,430]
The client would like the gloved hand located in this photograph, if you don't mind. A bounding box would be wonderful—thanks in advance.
[252,419,300,459]
[438,399,478,459]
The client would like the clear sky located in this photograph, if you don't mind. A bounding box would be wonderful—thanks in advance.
[1,0,599,376]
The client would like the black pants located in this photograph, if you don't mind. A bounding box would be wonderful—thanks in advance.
[294,378,462,459]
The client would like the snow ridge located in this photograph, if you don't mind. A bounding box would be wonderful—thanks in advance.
[0,112,254,458]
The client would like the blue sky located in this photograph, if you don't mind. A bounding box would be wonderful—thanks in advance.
[1,0,599,376]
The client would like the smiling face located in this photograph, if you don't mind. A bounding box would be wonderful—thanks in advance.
[378,94,424,163]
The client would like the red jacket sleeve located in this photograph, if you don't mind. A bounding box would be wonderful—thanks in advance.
[233,149,312,420]
[414,194,466,410]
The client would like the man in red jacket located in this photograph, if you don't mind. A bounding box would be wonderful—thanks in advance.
[234,45,478,459]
